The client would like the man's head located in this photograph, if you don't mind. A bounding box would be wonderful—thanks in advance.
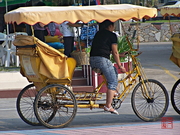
[99,20,115,31]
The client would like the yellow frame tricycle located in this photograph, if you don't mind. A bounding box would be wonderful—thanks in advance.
[5,4,169,128]
[161,5,180,115]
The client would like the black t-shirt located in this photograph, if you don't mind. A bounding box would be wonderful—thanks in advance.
[90,29,117,59]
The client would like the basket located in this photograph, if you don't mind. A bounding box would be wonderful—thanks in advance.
[70,52,89,66]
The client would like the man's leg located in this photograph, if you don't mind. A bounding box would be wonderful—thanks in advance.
[64,36,74,57]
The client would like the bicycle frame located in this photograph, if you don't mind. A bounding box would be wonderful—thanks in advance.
[94,52,153,103]
[11,5,169,128]
[71,39,154,109]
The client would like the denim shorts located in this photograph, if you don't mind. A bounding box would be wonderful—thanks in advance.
[90,56,118,90]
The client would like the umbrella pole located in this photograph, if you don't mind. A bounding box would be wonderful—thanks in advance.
[168,16,172,36]
[5,0,9,35]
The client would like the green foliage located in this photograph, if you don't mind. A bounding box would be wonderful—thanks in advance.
[0,67,20,72]
[117,35,130,54]
[110,35,136,63]
[85,47,91,53]
[43,0,75,6]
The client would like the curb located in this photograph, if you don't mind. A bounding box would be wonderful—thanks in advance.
[0,71,29,98]
[0,89,22,98]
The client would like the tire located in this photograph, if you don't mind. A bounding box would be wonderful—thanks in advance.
[16,84,41,126]
[34,84,77,128]
[131,79,169,122]
[171,79,180,114]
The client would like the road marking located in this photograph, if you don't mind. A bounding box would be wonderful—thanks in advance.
[155,64,179,81]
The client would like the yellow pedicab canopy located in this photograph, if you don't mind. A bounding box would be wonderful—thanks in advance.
[161,4,180,17]
[4,4,157,25]
[4,4,157,82]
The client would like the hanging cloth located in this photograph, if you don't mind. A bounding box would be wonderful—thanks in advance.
[48,22,56,36]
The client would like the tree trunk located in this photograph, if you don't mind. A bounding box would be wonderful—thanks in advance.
[101,0,107,5]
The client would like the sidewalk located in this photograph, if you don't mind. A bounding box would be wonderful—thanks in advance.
[0,122,179,135]
[0,71,29,98]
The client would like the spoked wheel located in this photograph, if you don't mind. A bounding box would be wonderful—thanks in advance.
[131,79,169,122]
[171,79,180,114]
[34,84,77,128]
[16,84,40,126]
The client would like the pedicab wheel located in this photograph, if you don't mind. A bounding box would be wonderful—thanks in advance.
[16,84,41,126]
[34,84,77,128]
[131,79,169,122]
[171,79,180,114]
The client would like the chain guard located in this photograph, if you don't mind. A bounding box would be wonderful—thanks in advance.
[112,99,122,110]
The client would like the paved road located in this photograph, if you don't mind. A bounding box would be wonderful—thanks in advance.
[0,42,179,134]
[138,42,179,92]
[0,97,179,134]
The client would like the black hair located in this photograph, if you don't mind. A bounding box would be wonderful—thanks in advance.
[99,20,114,30]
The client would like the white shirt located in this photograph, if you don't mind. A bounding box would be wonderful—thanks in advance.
[60,21,74,37]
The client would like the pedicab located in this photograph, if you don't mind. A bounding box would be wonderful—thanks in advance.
[4,4,169,128]
[161,4,180,115]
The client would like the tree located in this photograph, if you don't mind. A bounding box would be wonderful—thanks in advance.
[101,0,106,4]
[135,0,140,5]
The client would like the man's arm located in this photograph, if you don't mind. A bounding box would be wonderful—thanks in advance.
[67,22,83,27]
[112,44,126,73]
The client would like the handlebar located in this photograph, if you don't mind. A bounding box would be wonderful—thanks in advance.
[125,51,142,57]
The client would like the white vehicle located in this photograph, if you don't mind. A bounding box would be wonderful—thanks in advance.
[163,1,180,6]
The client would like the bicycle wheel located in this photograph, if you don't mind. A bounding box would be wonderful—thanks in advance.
[16,84,40,126]
[131,79,169,122]
[171,79,180,114]
[34,84,77,128]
